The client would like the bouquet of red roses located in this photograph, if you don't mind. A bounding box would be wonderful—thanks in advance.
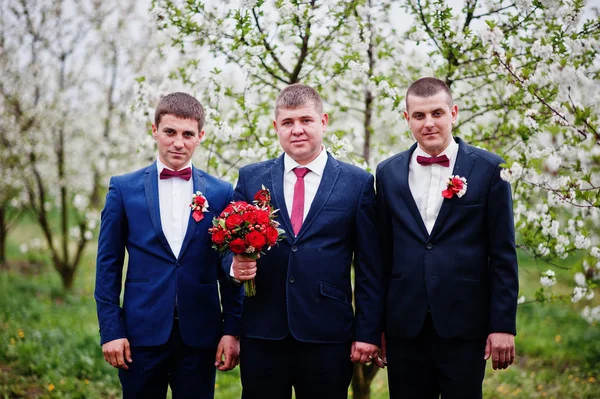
[209,187,284,296]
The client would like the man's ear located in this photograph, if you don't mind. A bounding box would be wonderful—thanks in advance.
[321,113,329,132]
[152,124,158,140]
[198,130,205,144]
[451,104,459,124]
[403,110,410,123]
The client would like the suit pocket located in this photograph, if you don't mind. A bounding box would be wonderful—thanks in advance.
[125,278,149,283]
[321,207,348,213]
[319,281,348,304]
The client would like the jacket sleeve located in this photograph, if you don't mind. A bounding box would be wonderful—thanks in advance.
[486,162,519,335]
[218,183,244,336]
[353,173,384,345]
[94,177,128,345]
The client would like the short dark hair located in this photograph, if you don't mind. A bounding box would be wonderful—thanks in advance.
[405,77,453,110]
[154,92,205,130]
[275,83,323,118]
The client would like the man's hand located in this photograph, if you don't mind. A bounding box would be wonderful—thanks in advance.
[373,332,387,368]
[215,335,240,371]
[350,341,379,365]
[231,255,257,281]
[484,332,515,370]
[102,338,132,370]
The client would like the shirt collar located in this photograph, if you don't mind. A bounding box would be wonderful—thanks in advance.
[284,146,328,176]
[156,158,193,175]
[414,136,458,160]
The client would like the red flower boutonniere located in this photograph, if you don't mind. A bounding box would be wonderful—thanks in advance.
[442,175,468,199]
[190,191,209,222]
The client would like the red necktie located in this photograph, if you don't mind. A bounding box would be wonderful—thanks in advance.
[160,167,192,181]
[291,168,310,235]
[416,154,450,167]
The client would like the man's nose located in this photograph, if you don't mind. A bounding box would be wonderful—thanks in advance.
[424,115,435,128]
[291,122,303,134]
[173,134,184,147]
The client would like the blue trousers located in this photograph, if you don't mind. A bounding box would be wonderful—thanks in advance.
[386,313,487,399]
[240,335,353,399]
[119,320,216,399]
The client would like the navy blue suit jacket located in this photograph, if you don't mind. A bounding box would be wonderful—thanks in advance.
[376,138,518,339]
[95,163,243,348]
[233,153,384,345]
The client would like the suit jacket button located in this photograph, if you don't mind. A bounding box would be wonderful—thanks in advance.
[426,243,433,250]
[291,246,298,252]
[288,277,295,283]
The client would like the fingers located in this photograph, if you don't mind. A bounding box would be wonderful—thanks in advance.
[374,356,387,369]
[350,343,379,364]
[484,337,491,360]
[218,349,239,371]
[214,344,225,368]
[102,339,130,370]
[125,341,132,363]
[232,258,257,281]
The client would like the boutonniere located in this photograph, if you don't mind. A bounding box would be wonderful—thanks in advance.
[442,175,467,199]
[190,191,209,222]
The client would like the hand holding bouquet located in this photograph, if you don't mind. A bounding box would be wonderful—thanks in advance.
[209,187,285,296]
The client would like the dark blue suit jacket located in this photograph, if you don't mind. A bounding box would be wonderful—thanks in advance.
[376,137,518,339]
[233,153,383,345]
[95,163,243,348]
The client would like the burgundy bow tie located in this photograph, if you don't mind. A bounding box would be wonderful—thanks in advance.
[160,167,192,181]
[416,154,450,167]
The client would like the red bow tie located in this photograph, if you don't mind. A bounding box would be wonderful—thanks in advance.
[416,154,450,167]
[160,167,192,181]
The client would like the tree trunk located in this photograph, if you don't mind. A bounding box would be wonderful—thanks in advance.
[56,263,75,290]
[351,363,380,399]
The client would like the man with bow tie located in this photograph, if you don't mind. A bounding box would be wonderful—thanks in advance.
[95,92,243,399]
[230,83,384,398]
[376,77,519,399]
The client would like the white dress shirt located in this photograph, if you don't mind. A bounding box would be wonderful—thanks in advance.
[283,147,328,227]
[408,138,459,234]
[157,158,193,259]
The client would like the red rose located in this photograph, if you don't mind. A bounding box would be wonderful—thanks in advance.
[265,226,279,246]
[246,231,267,251]
[212,229,226,245]
[194,196,206,206]
[225,214,244,229]
[221,204,234,216]
[242,211,257,224]
[229,238,246,254]
[255,210,270,225]
[254,189,271,204]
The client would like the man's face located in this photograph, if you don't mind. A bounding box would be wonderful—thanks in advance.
[404,91,458,157]
[152,114,204,170]
[274,102,328,165]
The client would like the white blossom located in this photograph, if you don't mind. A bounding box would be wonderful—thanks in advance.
[540,269,556,287]
[575,234,591,249]
[581,306,600,324]
[574,272,587,287]
[545,154,562,173]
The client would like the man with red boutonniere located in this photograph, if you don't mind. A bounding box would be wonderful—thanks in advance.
[95,92,243,399]
[230,83,384,399]
[376,77,519,399]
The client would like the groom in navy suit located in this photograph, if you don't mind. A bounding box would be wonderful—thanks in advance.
[95,92,243,398]
[376,78,519,398]
[231,83,384,399]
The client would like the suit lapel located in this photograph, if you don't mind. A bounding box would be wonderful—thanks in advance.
[295,154,340,241]
[397,143,429,238]
[144,163,174,257]
[429,138,476,240]
[179,166,205,258]
[270,155,294,245]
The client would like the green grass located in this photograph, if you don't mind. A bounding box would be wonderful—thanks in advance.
[1,220,599,398]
